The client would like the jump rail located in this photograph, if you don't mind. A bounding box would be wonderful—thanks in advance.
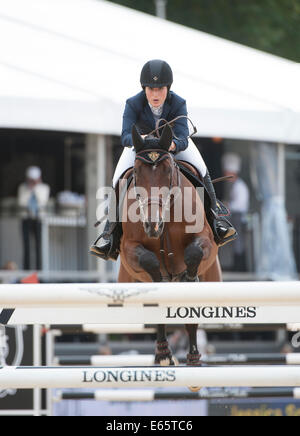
[50,324,285,334]
[54,353,300,367]
[1,366,300,389]
[54,387,300,402]
[1,282,300,325]
[50,324,157,334]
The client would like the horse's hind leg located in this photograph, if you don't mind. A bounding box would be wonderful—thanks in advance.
[155,325,177,366]
[185,324,201,365]
[202,256,222,282]
[118,263,136,283]
[185,324,202,392]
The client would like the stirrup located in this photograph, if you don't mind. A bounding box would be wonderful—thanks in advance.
[90,228,119,261]
[90,243,119,261]
[217,228,238,247]
[210,210,238,247]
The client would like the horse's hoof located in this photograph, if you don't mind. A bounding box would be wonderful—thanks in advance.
[171,356,179,366]
[187,353,202,392]
[156,355,178,367]
[188,385,202,393]
[155,340,178,367]
[159,357,172,367]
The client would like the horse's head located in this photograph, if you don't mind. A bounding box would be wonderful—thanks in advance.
[132,124,177,239]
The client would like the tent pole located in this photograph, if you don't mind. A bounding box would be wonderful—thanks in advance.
[155,0,167,19]
[278,143,286,201]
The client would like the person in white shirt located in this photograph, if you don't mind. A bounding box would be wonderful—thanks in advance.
[17,167,50,270]
[222,153,250,271]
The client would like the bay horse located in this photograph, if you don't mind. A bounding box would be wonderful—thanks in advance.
[118,125,222,389]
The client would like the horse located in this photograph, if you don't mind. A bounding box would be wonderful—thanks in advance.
[118,124,222,390]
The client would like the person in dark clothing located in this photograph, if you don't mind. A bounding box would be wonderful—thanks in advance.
[18,166,50,270]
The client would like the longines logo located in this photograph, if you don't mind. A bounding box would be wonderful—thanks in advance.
[166,306,257,319]
[82,369,176,383]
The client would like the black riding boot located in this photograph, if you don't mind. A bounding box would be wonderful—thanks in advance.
[203,172,237,247]
[90,218,122,261]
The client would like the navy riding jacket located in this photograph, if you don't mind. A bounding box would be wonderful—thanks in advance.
[121,90,189,153]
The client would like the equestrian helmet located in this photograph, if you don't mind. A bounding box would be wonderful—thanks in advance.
[140,59,173,89]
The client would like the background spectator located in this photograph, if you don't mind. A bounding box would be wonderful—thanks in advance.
[18,166,50,270]
[222,153,250,272]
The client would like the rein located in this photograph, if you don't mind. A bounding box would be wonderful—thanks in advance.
[147,115,198,141]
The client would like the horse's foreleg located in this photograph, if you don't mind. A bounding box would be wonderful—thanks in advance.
[182,239,203,281]
[122,241,162,282]
[155,325,177,366]
[135,245,162,282]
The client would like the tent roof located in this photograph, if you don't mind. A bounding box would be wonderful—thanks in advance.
[0,0,299,143]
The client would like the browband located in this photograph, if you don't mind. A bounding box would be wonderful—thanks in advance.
[135,149,171,166]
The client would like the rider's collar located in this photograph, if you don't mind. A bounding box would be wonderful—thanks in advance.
[148,102,164,117]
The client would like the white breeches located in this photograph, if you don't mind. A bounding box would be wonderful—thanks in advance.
[112,138,207,188]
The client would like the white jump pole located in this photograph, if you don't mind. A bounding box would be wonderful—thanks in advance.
[54,353,300,367]
[52,324,157,334]
[1,282,300,325]
[54,355,158,366]
[1,366,300,389]
[53,387,300,402]
[55,389,155,403]
[0,282,300,306]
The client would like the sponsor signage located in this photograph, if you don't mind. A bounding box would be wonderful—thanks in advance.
[1,305,300,325]
[166,306,257,320]
[82,369,176,384]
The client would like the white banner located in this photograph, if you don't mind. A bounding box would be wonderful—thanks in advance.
[1,305,300,325]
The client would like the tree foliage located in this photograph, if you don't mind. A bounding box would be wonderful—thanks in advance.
[107,0,300,61]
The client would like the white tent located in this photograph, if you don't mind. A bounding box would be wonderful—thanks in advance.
[0,0,299,143]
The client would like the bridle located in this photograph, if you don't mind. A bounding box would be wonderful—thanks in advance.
[133,148,181,224]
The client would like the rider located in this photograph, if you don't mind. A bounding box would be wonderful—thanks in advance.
[90,59,237,260]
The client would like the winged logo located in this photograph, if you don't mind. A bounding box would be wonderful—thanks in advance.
[148,152,160,162]
[79,286,158,304]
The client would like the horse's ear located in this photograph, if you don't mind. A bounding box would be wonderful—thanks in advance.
[159,125,173,150]
[131,125,144,152]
